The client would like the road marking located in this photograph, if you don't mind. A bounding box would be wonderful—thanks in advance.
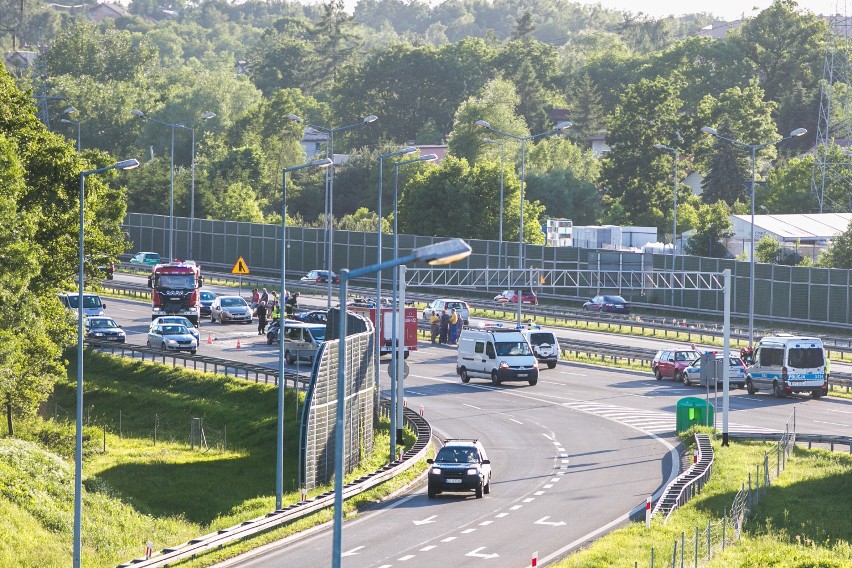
[463,403,483,410]
[341,546,365,556]
[413,515,437,525]
[441,537,456,542]
[461,528,476,534]
[535,516,567,527]
[510,505,523,510]
[534,491,545,495]
[814,420,849,427]
[510,418,523,424]
[825,408,852,414]
[479,520,493,525]
[523,498,535,503]
[544,484,554,488]
[559,372,587,376]
[495,513,509,518]
[466,547,499,559]
[420,545,436,551]
[398,554,415,561]
[551,478,561,482]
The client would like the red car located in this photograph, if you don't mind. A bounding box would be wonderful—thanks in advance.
[494,289,538,305]
[651,348,701,382]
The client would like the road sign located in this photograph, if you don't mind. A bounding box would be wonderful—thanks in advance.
[231,257,250,275]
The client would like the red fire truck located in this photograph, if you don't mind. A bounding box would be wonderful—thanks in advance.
[147,260,204,325]
[349,306,418,359]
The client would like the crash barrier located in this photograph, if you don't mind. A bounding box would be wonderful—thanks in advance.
[651,434,714,523]
[117,401,431,568]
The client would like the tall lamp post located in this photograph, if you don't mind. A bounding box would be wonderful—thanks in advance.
[277,158,333,510]
[475,120,572,327]
[185,112,216,260]
[74,158,140,568]
[700,126,807,347]
[483,137,505,270]
[288,113,378,308]
[653,143,679,305]
[390,153,438,454]
[61,106,81,152]
[334,238,472,568]
[375,146,417,409]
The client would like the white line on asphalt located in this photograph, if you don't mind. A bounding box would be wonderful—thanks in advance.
[814,420,849,427]
[463,403,483,410]
[825,408,852,414]
[509,419,523,424]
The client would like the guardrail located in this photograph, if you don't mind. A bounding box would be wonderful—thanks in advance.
[652,433,714,523]
[117,401,431,567]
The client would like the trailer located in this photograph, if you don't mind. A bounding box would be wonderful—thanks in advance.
[147,260,204,325]
[350,306,418,359]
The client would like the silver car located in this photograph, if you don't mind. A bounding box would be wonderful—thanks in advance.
[423,298,470,325]
[151,316,200,343]
[147,324,198,354]
[210,296,253,324]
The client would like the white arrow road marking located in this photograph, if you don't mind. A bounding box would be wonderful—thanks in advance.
[466,547,499,559]
[535,516,567,527]
[413,515,438,525]
[341,546,365,557]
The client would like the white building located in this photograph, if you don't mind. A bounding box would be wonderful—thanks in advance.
[730,213,852,260]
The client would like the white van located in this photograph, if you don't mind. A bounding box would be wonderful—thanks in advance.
[745,335,828,398]
[281,322,326,365]
[456,327,538,386]
[59,292,106,317]
[521,328,560,369]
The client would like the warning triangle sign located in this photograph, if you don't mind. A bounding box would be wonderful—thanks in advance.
[231,257,250,275]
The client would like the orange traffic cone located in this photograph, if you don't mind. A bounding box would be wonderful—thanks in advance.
[207,334,213,345]
[236,338,241,349]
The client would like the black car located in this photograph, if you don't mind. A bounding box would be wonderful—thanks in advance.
[427,439,492,499]
[293,310,328,325]
[583,295,630,314]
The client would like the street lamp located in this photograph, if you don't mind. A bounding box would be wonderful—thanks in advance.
[277,158,333,510]
[61,106,81,152]
[700,125,807,347]
[483,138,505,270]
[334,238,472,568]
[288,113,379,308]
[390,153,438,455]
[475,119,572,326]
[375,146,417,409]
[186,112,216,260]
[74,158,139,568]
[654,143,679,305]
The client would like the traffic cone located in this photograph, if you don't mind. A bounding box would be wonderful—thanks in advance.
[236,339,241,349]
[207,334,213,345]
[531,551,538,567]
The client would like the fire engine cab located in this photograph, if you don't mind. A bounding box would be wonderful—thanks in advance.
[147,260,204,325]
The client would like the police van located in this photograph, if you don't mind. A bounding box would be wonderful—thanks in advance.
[745,334,828,398]
[456,326,538,386]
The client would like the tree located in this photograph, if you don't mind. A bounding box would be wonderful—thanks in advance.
[684,201,734,258]
[512,10,535,41]
[760,153,821,214]
[566,73,605,145]
[700,120,751,205]
[818,220,852,268]
[310,0,362,88]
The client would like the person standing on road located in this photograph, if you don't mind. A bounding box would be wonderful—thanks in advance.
[430,312,440,343]
[260,288,269,306]
[439,309,450,344]
[449,308,459,344]
[271,300,280,322]
[257,301,267,335]
[285,292,299,317]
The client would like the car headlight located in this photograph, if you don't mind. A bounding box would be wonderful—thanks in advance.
[467,468,477,475]
[92,332,104,337]
[431,467,442,475]
[499,361,509,369]
[166,339,178,345]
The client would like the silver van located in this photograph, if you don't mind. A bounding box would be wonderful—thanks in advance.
[59,292,106,317]
[456,327,538,386]
[281,322,326,364]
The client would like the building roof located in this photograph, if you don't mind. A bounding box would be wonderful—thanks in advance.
[732,213,852,242]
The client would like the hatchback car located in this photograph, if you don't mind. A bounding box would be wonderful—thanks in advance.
[210,296,253,324]
[129,251,162,266]
[147,323,197,354]
[494,290,538,305]
[151,316,200,343]
[292,310,328,325]
[652,348,702,381]
[199,290,217,316]
[301,269,340,284]
[683,355,747,388]
[427,439,491,499]
[84,317,126,343]
[583,295,630,314]
[422,299,470,325]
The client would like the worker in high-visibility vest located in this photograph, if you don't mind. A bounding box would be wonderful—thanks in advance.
[271,301,280,322]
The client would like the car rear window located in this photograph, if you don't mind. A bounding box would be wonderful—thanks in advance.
[527,332,555,346]
[788,347,824,368]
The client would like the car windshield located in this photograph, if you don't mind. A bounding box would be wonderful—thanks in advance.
[495,341,532,356]
[307,327,326,342]
[200,292,215,301]
[436,447,480,463]
[154,274,195,289]
[163,325,189,335]
[447,302,466,310]
[89,319,118,329]
[221,298,246,307]
[66,295,101,308]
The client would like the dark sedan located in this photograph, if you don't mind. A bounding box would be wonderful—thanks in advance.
[583,295,630,314]
[293,310,328,325]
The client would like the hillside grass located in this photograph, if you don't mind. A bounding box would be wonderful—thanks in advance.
[554,429,852,567]
[0,351,414,567]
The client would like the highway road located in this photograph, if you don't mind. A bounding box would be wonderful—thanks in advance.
[100,274,852,566]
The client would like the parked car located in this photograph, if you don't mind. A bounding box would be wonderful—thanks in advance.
[199,290,216,316]
[651,348,702,381]
[151,316,200,343]
[583,295,630,314]
[301,269,340,284]
[494,290,538,305]
[683,354,747,388]
[147,323,197,354]
[129,251,162,266]
[84,316,125,343]
[427,439,492,499]
[292,310,329,325]
[422,299,470,325]
[210,295,253,324]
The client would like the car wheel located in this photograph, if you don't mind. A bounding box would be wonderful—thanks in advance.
[674,371,684,382]
[161,342,167,351]
[683,374,692,386]
[459,368,471,383]
[528,377,537,386]
[146,340,152,348]
[654,368,662,381]
[475,480,483,498]
[404,350,410,360]
[483,476,491,494]
[190,350,196,355]
[547,362,556,369]
[285,350,296,365]
[491,371,501,386]
[211,314,216,323]
[427,484,438,499]
[773,381,785,398]
[746,379,756,395]
[811,390,822,399]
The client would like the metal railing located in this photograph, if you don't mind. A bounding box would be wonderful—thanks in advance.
[652,434,714,523]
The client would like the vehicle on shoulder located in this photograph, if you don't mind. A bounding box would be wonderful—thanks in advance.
[151,316,200,343]
[745,335,827,398]
[456,327,538,385]
[422,299,470,325]
[58,292,106,318]
[147,323,197,354]
[521,328,559,369]
[129,251,162,266]
[494,289,538,305]
[427,439,492,499]
[651,348,701,382]
[84,316,125,343]
[210,295,252,324]
[583,295,630,314]
[682,353,746,388]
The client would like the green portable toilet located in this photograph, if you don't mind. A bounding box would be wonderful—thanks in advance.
[676,397,714,432]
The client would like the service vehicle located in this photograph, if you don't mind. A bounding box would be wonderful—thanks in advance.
[147,323,197,354]
[651,347,701,381]
[130,251,162,266]
[84,317,125,343]
[682,354,747,388]
[58,292,106,318]
[147,260,204,325]
[521,328,560,369]
[422,299,470,326]
[348,305,417,359]
[745,335,828,398]
[456,326,538,385]
[210,295,253,324]
[427,439,491,499]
